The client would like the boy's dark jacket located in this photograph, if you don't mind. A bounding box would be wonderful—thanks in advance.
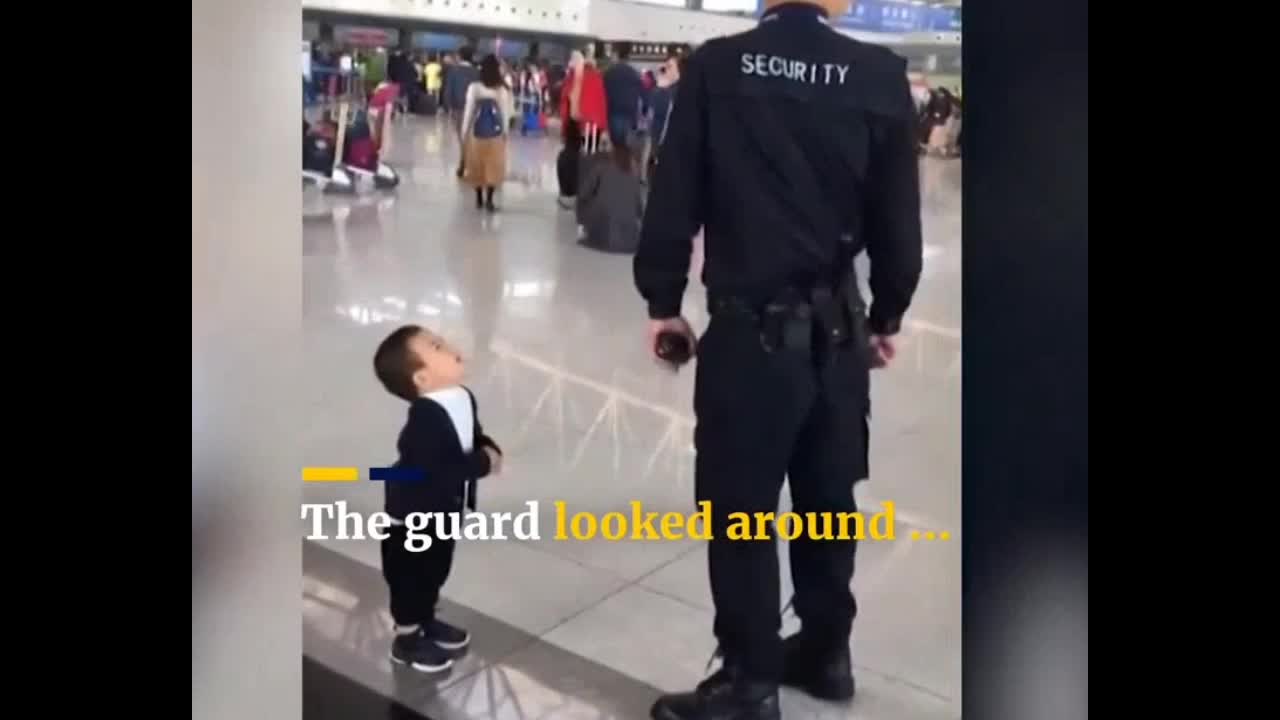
[385,387,500,520]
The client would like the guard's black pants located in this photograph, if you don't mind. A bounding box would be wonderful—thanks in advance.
[693,310,870,684]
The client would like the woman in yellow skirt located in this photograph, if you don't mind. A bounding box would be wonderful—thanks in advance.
[460,54,516,212]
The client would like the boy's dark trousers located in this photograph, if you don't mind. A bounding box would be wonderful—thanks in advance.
[381,524,456,628]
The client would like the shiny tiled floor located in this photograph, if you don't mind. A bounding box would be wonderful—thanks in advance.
[302,116,961,720]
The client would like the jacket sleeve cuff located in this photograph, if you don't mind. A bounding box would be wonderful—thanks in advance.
[648,300,683,320]
[465,447,492,478]
[868,310,903,336]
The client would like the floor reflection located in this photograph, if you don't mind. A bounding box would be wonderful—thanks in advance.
[304,541,661,720]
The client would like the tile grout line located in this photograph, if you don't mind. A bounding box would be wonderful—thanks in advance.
[848,663,954,705]
[524,541,707,646]
[309,537,956,708]
[508,537,956,706]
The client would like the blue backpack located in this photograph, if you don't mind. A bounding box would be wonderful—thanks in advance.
[473,97,504,139]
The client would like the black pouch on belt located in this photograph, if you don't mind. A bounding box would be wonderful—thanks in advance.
[760,287,812,354]
[760,287,810,353]
[811,287,849,347]
[760,302,786,352]
[782,303,813,353]
[842,278,873,358]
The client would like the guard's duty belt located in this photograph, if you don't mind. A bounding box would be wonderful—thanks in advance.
[709,280,869,357]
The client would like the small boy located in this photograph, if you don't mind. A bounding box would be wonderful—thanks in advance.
[373,324,503,673]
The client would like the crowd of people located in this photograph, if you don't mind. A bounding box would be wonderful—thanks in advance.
[553,44,688,253]
[414,40,685,242]
[306,41,568,208]
[916,85,962,157]
[308,39,955,245]
[306,43,560,122]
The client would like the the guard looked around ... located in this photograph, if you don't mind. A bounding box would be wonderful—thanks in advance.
[633,0,923,718]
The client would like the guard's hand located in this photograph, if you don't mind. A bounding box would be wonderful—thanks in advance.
[647,317,697,362]
[484,446,503,475]
[869,334,897,369]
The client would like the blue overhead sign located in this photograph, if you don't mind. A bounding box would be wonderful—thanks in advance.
[923,5,963,32]
[837,1,962,33]
[758,1,961,34]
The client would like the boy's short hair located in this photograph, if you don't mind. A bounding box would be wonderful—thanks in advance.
[374,325,425,402]
[458,45,475,63]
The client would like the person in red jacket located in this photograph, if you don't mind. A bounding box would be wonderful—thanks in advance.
[560,50,608,145]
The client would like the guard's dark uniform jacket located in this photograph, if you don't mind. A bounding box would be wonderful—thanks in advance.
[635,5,925,717]
[634,4,922,334]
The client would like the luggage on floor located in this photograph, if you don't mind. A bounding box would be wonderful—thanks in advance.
[576,151,644,255]
[557,120,598,199]
[522,105,542,134]
[413,93,438,116]
[303,120,337,173]
[347,111,373,143]
[557,145,579,198]
[574,151,610,211]
[304,133,336,173]
[345,136,378,171]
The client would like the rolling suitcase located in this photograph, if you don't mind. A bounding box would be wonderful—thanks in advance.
[345,137,378,171]
[413,93,438,116]
[557,119,596,200]
[574,123,610,223]
[576,125,642,254]
[577,157,643,254]
[557,145,579,198]
[304,133,336,173]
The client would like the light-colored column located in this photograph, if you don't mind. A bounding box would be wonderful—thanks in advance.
[192,0,301,718]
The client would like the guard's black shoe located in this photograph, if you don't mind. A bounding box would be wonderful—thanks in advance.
[389,628,454,673]
[427,618,470,650]
[780,633,855,701]
[650,667,780,720]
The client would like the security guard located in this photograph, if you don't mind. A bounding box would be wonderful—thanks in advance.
[633,0,923,717]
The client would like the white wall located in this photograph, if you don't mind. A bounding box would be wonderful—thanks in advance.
[303,0,757,44]
[303,0,593,36]
[700,0,755,12]
[588,0,755,43]
[300,0,944,46]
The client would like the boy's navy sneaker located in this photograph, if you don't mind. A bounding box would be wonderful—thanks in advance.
[427,618,470,650]
[390,628,454,673]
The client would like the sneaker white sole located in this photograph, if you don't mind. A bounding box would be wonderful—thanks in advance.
[434,636,470,651]
[389,652,454,673]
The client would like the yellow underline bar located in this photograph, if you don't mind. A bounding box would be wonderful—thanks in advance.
[302,467,360,482]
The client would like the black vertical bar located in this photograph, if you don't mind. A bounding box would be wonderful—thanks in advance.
[963,0,1089,716]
